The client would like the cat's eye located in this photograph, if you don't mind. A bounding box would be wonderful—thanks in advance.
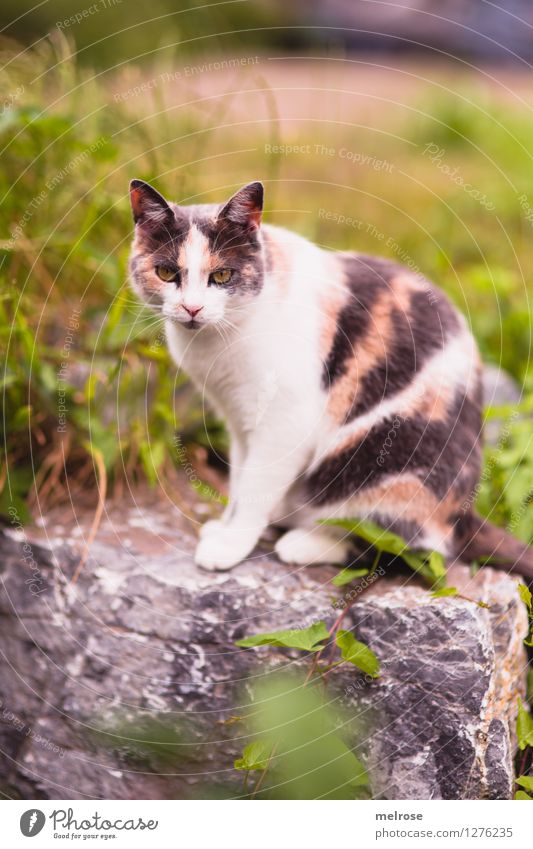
[210,269,233,285]
[156,265,179,283]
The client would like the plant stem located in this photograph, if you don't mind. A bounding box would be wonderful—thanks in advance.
[250,742,278,799]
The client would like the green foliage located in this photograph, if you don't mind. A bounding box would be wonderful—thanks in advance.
[519,584,532,610]
[476,410,533,543]
[514,698,533,798]
[326,518,447,588]
[528,669,533,703]
[516,775,533,792]
[518,584,533,647]
[0,1,305,70]
[402,550,447,589]
[234,673,370,799]
[234,741,272,772]
[0,42,226,520]
[431,587,459,599]
[236,618,380,680]
[91,716,194,771]
[517,698,533,751]
[325,517,407,555]
[335,630,380,678]
[235,621,330,652]
[332,567,369,587]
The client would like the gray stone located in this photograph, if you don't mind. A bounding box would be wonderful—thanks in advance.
[346,568,527,799]
[482,365,524,445]
[0,492,528,799]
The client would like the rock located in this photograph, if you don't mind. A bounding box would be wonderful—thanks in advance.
[347,568,527,799]
[482,365,522,409]
[0,489,528,800]
[482,365,523,445]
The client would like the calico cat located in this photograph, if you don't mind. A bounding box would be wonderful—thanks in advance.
[129,179,533,579]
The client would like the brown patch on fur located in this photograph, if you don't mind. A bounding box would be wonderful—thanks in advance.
[353,473,459,526]
[326,275,414,424]
[130,246,166,297]
[415,383,453,423]
[340,472,460,551]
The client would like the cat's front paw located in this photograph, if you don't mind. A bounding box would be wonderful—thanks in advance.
[199,518,226,539]
[195,525,258,571]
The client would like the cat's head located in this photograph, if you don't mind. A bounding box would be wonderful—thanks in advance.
[128,180,264,330]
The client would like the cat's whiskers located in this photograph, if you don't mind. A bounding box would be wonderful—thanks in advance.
[126,315,167,341]
[216,316,239,342]
[214,319,232,348]
[117,307,165,328]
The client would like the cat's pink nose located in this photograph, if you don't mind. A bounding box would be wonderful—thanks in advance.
[183,305,203,318]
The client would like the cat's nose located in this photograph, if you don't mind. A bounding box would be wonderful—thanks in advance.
[183,304,203,318]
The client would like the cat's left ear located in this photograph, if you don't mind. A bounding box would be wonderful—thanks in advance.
[218,181,263,230]
[129,179,175,229]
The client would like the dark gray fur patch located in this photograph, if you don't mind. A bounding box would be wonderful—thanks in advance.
[322,254,394,387]
[131,201,264,297]
[344,286,460,422]
[305,382,482,507]
[194,211,264,296]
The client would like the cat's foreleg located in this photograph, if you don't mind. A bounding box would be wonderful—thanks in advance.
[195,423,309,571]
[198,430,247,539]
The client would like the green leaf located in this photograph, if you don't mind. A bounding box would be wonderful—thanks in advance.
[431,586,458,598]
[139,439,166,486]
[516,775,533,792]
[137,342,169,362]
[470,560,481,576]
[402,550,447,590]
[324,517,406,555]
[11,404,32,429]
[234,740,271,771]
[0,489,31,524]
[324,517,447,589]
[235,621,330,652]
[332,567,369,587]
[518,583,532,611]
[84,372,99,403]
[517,698,533,751]
[527,668,533,703]
[428,551,447,580]
[82,432,118,473]
[515,790,533,800]
[335,630,380,678]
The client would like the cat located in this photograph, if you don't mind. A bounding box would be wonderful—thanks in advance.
[128,178,533,580]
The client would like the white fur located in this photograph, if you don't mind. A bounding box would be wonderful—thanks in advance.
[275,526,352,565]
[162,225,229,327]
[165,224,334,568]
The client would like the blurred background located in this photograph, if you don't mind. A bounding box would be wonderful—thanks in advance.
[1,0,532,541]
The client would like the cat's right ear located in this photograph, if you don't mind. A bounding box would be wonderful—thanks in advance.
[129,180,175,230]
[218,181,264,230]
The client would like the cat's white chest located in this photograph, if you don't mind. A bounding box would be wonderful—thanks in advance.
[165,314,322,436]
[165,321,273,429]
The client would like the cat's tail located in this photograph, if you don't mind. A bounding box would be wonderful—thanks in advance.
[454,510,533,584]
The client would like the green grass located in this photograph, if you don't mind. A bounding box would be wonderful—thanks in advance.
[0,40,532,540]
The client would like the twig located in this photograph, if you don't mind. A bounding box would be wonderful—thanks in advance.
[250,742,278,799]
